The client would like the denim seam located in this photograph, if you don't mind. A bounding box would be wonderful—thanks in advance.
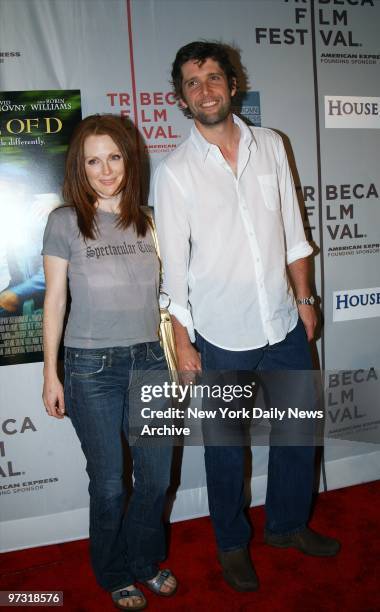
[265,524,306,537]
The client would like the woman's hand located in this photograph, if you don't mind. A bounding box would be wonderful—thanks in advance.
[43,371,65,419]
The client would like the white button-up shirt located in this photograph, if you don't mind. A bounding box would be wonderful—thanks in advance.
[153,114,312,350]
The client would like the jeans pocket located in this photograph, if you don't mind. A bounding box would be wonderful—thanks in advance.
[70,353,107,377]
[146,341,165,362]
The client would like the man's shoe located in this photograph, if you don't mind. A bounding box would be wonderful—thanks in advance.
[264,527,341,557]
[217,547,259,592]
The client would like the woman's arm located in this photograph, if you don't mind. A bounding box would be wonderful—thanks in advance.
[42,255,68,419]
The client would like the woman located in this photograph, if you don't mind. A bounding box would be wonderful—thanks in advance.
[42,114,177,610]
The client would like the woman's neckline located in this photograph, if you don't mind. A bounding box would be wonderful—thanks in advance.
[96,208,118,216]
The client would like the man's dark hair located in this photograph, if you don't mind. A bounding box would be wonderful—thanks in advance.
[171,41,238,118]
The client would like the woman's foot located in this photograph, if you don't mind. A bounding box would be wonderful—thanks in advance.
[143,568,177,596]
[111,585,147,610]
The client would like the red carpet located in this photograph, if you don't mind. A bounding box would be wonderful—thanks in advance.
[1,481,379,611]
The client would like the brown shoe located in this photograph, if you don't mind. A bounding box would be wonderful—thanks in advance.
[264,527,341,557]
[218,547,259,592]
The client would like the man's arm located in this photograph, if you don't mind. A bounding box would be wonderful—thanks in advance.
[274,133,316,340]
[276,133,313,265]
[172,316,201,376]
[154,162,201,378]
[287,256,317,341]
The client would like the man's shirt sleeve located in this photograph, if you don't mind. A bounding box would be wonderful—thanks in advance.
[276,135,313,264]
[153,161,195,342]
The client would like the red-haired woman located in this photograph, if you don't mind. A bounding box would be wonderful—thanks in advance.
[42,114,176,610]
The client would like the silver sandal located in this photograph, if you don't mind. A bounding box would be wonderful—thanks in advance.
[111,587,147,610]
[141,568,177,597]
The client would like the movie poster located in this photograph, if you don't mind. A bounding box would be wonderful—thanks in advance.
[0,90,81,366]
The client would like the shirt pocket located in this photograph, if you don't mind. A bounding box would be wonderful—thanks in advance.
[257,174,281,211]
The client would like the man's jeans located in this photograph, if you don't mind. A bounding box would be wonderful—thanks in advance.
[64,341,172,591]
[195,318,316,551]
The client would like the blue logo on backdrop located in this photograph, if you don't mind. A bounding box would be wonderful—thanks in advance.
[333,287,380,322]
[336,291,380,310]
[232,91,261,127]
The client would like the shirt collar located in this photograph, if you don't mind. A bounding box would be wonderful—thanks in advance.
[190,113,257,161]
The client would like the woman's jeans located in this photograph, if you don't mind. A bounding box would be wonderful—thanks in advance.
[64,341,172,592]
[195,318,316,551]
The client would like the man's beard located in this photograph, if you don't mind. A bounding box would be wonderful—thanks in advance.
[193,100,232,126]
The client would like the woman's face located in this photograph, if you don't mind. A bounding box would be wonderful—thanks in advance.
[83,134,125,199]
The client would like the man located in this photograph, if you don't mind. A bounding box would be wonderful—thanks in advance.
[154,41,340,592]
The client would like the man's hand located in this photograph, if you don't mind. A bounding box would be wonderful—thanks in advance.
[43,372,65,419]
[297,304,317,341]
[0,290,20,312]
[177,343,202,384]
[172,315,201,384]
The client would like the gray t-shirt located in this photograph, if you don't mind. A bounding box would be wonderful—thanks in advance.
[42,206,160,348]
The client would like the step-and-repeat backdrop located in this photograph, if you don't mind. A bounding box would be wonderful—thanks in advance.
[0,0,379,551]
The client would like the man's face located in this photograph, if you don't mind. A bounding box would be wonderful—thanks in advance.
[179,58,236,126]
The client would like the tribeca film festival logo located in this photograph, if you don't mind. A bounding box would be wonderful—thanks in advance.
[325,96,380,128]
[333,287,380,322]
[0,416,59,495]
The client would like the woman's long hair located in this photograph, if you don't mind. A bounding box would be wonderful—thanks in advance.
[63,114,149,239]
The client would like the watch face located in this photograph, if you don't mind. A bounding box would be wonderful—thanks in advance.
[297,296,315,305]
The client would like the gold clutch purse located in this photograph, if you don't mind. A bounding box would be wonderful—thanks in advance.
[144,207,179,384]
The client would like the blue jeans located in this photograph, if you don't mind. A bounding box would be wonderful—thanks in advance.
[64,341,172,591]
[195,318,316,551]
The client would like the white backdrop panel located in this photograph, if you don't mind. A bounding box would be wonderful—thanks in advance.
[0,0,379,551]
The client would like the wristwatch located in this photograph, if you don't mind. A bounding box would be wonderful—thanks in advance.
[296,296,315,306]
